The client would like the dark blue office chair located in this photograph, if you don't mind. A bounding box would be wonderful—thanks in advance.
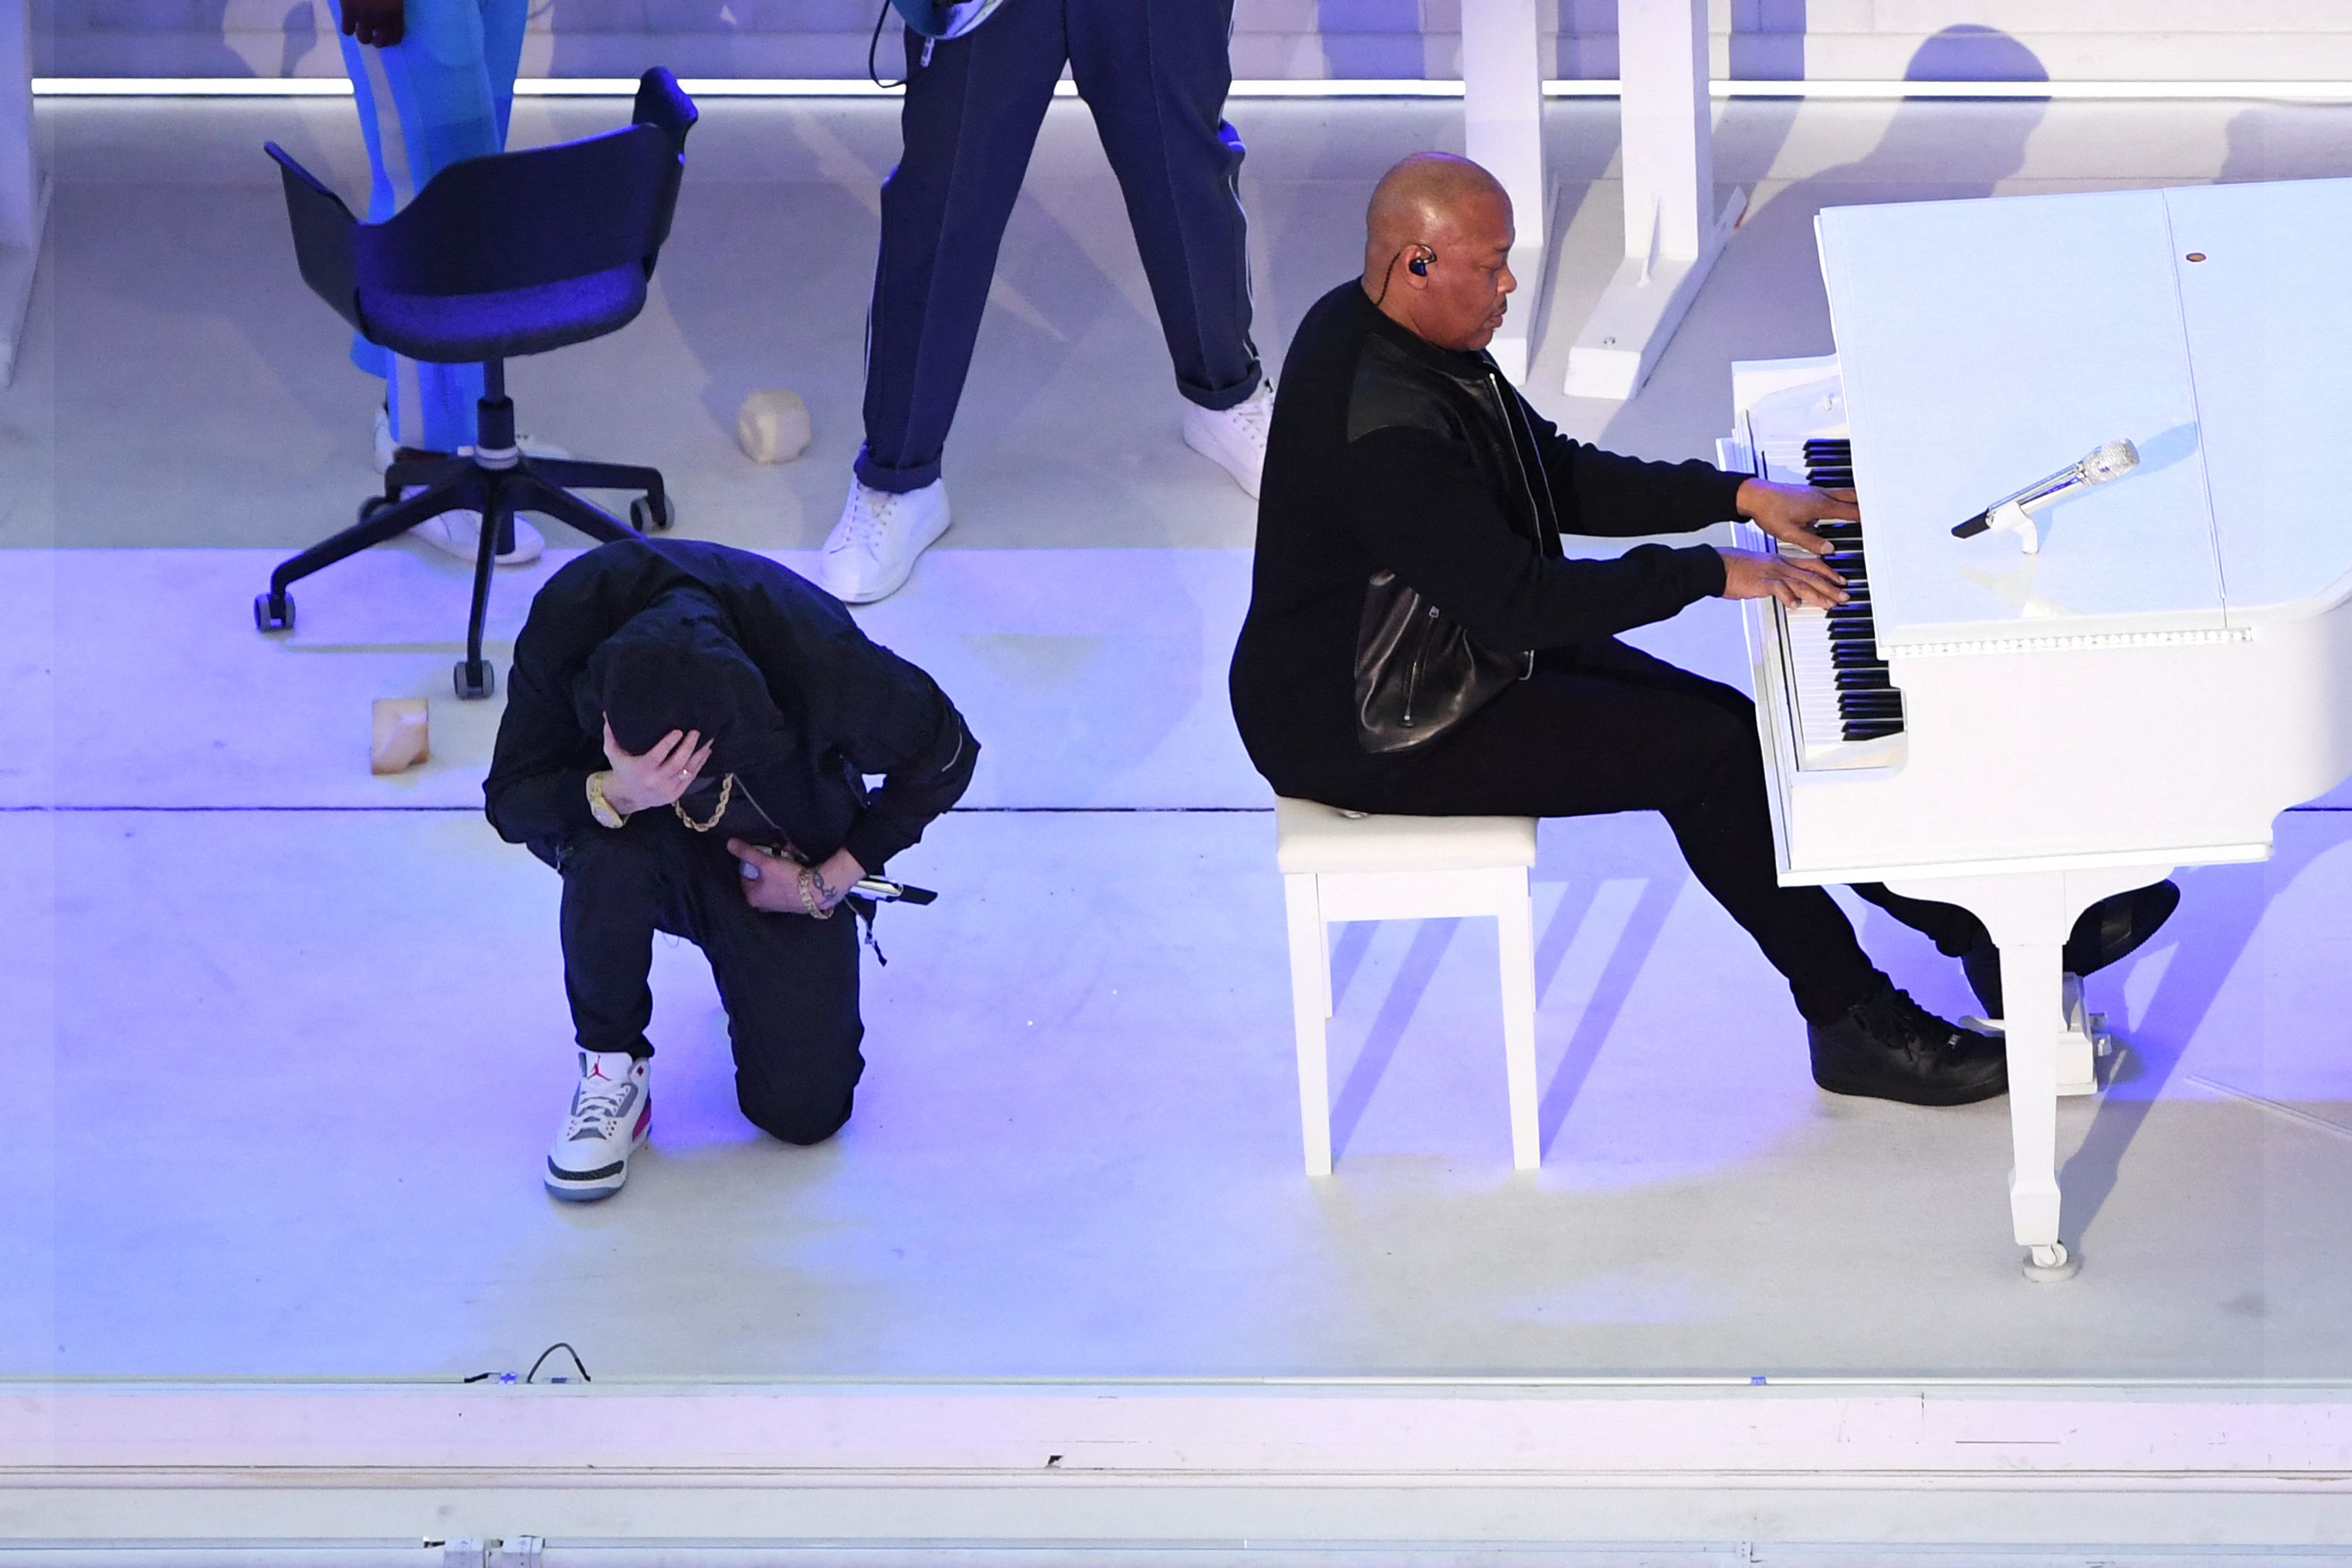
[257,68,699,699]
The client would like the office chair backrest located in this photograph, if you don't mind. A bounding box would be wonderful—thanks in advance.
[633,66,700,253]
[634,68,699,160]
[359,122,679,300]
[266,141,364,335]
[266,68,697,346]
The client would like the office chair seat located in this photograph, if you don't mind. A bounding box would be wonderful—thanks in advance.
[364,263,649,364]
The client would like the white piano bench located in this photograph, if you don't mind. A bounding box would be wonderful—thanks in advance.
[1274,797,1541,1177]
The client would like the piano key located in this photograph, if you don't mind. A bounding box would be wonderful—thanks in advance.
[1744,412,1908,759]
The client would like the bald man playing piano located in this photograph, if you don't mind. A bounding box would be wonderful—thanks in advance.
[1229,153,2174,1104]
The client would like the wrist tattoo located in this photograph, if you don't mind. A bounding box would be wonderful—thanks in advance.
[796,865,839,919]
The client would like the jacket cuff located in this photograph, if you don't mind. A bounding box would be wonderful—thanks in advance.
[486,768,603,846]
[1680,543,1729,598]
[842,815,913,876]
[1710,465,1752,516]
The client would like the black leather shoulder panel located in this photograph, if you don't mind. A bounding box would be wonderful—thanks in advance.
[1345,331,1466,445]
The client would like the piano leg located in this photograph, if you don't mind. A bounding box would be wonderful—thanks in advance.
[1885,864,2174,1282]
[1994,933,2075,1282]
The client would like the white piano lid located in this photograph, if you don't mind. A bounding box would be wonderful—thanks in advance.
[1818,188,2226,649]
[2164,178,2352,622]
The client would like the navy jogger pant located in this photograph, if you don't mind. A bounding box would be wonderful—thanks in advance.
[856,0,1262,494]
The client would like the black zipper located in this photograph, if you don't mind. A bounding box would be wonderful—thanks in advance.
[1400,602,1442,728]
[1487,368,1554,677]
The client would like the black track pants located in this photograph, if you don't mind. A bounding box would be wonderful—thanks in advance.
[1283,638,1893,1025]
[556,814,864,1146]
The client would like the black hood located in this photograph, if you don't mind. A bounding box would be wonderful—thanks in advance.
[574,582,792,774]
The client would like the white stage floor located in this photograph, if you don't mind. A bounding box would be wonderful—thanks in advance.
[4,96,2352,1551]
[5,543,2350,1381]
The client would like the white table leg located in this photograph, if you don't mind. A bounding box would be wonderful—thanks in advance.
[1283,874,1334,1177]
[1561,0,1744,401]
[1460,0,1546,386]
[0,0,46,386]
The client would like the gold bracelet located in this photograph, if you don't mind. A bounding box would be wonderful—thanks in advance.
[797,865,835,919]
[585,770,628,830]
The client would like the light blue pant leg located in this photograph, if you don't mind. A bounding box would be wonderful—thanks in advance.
[331,0,526,454]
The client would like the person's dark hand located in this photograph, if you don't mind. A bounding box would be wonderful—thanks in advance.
[597,719,712,817]
[340,0,405,46]
[1716,547,1849,610]
[1735,476,1858,557]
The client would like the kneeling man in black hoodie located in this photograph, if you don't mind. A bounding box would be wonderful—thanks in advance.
[487,537,977,1200]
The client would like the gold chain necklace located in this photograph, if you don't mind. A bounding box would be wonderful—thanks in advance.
[673,772,736,832]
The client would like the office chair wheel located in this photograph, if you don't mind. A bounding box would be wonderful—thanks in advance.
[631,493,673,533]
[359,494,395,522]
[253,591,295,633]
[453,658,496,700]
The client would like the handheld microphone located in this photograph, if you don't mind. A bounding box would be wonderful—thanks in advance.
[734,853,938,906]
[1954,439,2139,550]
[853,876,937,906]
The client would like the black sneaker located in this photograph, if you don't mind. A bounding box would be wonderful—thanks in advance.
[1808,983,2008,1106]
[1961,879,2182,1019]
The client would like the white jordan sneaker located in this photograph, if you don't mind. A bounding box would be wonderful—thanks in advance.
[546,1051,651,1202]
[1181,378,1274,500]
[817,477,952,604]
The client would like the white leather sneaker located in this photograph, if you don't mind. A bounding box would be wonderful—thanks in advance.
[1181,378,1274,500]
[408,498,546,566]
[546,1051,651,1202]
[374,404,571,472]
[817,477,952,604]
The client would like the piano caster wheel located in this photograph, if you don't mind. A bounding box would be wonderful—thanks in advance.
[2022,1241,2080,1283]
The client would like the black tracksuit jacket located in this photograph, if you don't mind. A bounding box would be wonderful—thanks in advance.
[485,537,976,872]
[1229,281,1744,793]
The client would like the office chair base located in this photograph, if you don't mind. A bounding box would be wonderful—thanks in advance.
[630,493,673,533]
[259,449,652,699]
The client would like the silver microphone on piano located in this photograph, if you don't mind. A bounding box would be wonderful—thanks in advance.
[1953,439,2139,554]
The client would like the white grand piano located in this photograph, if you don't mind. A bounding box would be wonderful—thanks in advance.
[1720,176,2352,1280]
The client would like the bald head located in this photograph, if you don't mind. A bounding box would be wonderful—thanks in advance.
[1364,153,1507,268]
[1360,154,1517,352]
